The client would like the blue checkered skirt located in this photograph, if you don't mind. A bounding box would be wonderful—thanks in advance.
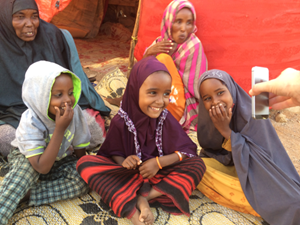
[0,149,89,225]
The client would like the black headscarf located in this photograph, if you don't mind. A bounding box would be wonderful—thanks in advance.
[12,0,38,14]
[0,0,109,128]
[197,69,300,225]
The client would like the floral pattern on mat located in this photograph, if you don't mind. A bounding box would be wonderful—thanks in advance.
[4,180,265,225]
[74,33,130,81]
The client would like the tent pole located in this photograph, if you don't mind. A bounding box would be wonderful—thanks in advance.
[127,0,141,78]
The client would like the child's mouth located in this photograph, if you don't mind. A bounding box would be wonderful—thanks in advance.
[150,106,161,111]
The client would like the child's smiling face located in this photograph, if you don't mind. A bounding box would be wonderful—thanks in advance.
[200,78,233,112]
[139,71,172,118]
[48,73,75,120]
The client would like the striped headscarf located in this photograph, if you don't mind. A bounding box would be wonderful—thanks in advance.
[148,0,208,131]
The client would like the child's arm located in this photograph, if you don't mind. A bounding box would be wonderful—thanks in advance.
[28,103,73,174]
[74,148,86,159]
[139,153,187,179]
[112,155,142,170]
[210,103,232,139]
[112,156,125,165]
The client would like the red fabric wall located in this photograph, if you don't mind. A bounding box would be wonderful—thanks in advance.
[35,0,72,22]
[134,0,300,92]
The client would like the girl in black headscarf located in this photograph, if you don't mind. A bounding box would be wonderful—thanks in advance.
[0,0,110,157]
[197,69,300,225]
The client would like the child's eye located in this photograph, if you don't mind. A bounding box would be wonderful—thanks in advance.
[149,91,156,95]
[203,97,211,101]
[69,91,74,96]
[164,92,170,97]
[53,93,62,97]
[217,91,224,96]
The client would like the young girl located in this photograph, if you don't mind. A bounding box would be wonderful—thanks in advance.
[144,0,207,132]
[197,69,300,225]
[77,56,206,225]
[0,61,90,224]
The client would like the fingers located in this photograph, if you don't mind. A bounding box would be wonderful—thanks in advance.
[218,104,227,117]
[162,39,174,45]
[63,102,74,118]
[139,170,151,179]
[139,164,150,178]
[210,106,216,117]
[249,79,278,96]
[269,95,290,107]
[208,108,213,120]
[54,106,60,118]
[127,157,139,169]
[228,107,232,119]
[139,166,146,177]
[209,104,232,125]
[212,105,226,120]
[269,92,277,100]
[270,98,298,110]
[132,155,142,166]
[157,40,174,53]
[249,81,268,96]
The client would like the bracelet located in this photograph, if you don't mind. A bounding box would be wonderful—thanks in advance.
[156,156,162,169]
[175,151,182,161]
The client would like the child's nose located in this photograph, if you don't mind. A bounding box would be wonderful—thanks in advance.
[212,98,220,106]
[63,96,72,105]
[155,95,164,105]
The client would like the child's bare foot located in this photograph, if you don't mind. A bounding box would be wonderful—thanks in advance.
[137,195,154,225]
[130,209,144,225]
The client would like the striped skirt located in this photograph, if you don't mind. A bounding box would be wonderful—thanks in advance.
[77,155,205,218]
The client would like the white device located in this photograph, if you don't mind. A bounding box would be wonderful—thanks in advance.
[251,66,269,119]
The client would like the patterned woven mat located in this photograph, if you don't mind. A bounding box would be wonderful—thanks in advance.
[2,69,266,225]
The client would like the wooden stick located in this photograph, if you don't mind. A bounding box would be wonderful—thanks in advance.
[127,0,142,78]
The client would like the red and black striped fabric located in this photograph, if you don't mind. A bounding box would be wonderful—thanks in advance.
[77,155,205,218]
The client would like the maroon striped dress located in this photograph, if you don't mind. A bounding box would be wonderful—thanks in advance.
[77,155,205,218]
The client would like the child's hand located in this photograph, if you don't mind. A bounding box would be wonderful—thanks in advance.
[54,102,74,131]
[122,155,142,170]
[139,158,159,179]
[209,103,232,139]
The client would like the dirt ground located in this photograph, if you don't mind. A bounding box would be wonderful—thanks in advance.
[269,106,300,174]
